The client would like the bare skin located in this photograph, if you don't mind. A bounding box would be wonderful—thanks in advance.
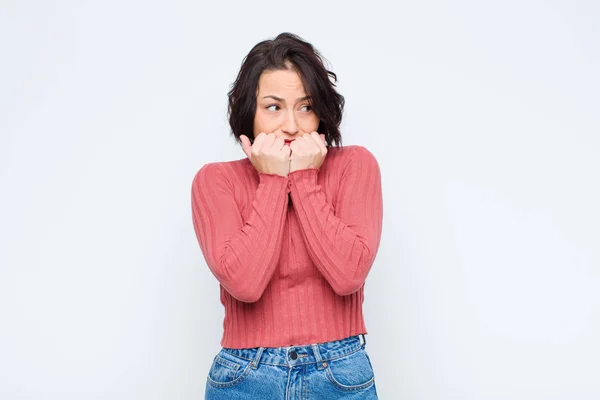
[240,68,327,177]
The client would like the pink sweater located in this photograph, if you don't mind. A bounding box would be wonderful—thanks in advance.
[191,145,383,348]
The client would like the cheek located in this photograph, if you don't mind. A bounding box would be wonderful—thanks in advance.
[301,114,320,132]
[254,109,277,132]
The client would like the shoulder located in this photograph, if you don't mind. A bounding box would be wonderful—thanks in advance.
[194,157,248,179]
[192,158,249,190]
[193,161,222,181]
[328,145,380,173]
[349,145,378,162]
[329,144,377,159]
[192,161,227,190]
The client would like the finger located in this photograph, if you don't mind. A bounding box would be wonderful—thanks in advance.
[252,132,267,155]
[289,135,307,153]
[309,131,327,153]
[263,131,277,148]
[240,135,252,159]
[283,143,292,157]
[319,134,326,146]
[273,135,286,150]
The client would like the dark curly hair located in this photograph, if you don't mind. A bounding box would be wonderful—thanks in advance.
[227,32,345,147]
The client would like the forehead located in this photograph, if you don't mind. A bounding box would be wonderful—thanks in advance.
[257,69,306,95]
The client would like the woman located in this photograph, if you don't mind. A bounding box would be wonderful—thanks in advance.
[191,32,383,399]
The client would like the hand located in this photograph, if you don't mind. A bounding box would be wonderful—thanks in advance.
[289,132,327,173]
[240,132,292,177]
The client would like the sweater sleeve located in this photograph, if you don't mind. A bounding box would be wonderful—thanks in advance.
[191,163,290,303]
[288,146,383,296]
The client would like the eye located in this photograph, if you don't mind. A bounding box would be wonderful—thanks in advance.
[266,104,280,111]
[300,105,312,112]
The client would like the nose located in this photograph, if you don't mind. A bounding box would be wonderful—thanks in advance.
[281,111,299,136]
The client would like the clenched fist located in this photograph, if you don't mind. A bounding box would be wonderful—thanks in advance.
[240,132,291,177]
[289,132,327,173]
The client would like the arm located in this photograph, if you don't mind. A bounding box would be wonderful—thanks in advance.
[288,146,383,296]
[191,163,289,303]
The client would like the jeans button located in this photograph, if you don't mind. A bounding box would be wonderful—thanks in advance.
[290,350,298,360]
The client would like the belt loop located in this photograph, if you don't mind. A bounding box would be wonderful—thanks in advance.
[251,347,265,370]
[361,333,367,348]
[311,344,326,371]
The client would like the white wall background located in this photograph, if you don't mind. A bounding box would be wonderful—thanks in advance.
[1,1,599,399]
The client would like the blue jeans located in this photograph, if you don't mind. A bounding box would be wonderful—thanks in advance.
[205,334,378,399]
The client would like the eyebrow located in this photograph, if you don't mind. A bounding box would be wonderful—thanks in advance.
[262,95,311,102]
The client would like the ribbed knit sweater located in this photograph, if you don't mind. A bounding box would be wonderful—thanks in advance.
[190,145,383,349]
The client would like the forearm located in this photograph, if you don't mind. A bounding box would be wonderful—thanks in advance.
[192,168,290,302]
[288,167,383,296]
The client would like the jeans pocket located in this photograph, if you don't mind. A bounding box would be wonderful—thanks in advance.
[324,348,376,392]
[206,350,252,388]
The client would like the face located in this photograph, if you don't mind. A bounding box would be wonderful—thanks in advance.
[253,68,320,142]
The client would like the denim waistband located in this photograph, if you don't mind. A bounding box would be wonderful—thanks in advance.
[221,334,366,369]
